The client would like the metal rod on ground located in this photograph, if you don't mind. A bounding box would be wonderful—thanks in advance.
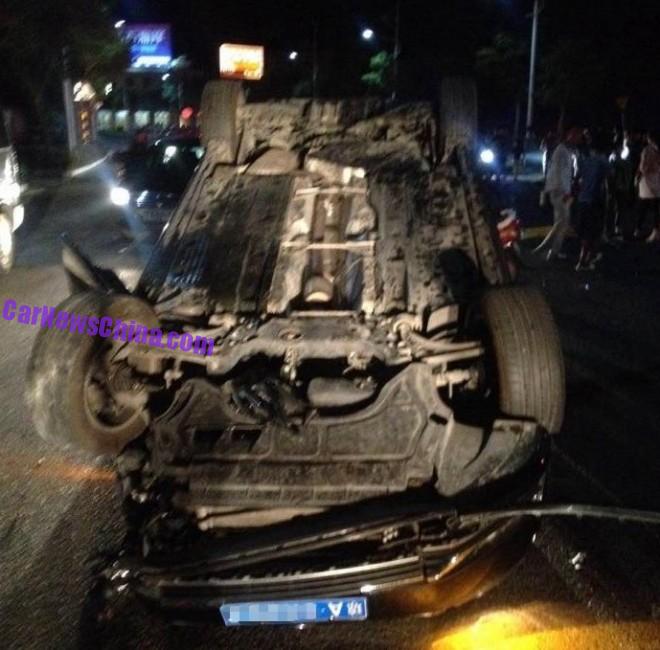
[525,0,540,148]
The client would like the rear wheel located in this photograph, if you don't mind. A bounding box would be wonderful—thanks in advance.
[0,214,14,273]
[199,80,243,162]
[26,291,153,456]
[481,285,565,434]
[439,77,478,156]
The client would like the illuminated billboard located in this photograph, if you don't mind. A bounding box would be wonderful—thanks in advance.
[219,43,264,81]
[124,24,172,69]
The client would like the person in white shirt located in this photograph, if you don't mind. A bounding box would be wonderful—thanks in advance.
[634,131,660,242]
[535,127,583,261]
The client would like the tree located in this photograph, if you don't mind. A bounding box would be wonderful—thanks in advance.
[361,51,394,94]
[475,33,527,137]
[538,38,608,132]
[476,33,527,100]
[0,0,127,139]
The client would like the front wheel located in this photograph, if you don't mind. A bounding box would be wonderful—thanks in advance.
[26,291,152,456]
[481,285,565,434]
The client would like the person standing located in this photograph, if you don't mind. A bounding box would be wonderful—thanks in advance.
[634,131,660,242]
[493,127,511,179]
[513,136,525,179]
[575,133,610,270]
[608,134,634,239]
[541,131,558,178]
[535,127,583,261]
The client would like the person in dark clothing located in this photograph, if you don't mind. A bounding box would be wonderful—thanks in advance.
[575,133,610,270]
[492,127,511,178]
[607,134,634,239]
[513,137,525,179]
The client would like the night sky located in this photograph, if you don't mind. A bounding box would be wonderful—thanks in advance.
[117,0,660,129]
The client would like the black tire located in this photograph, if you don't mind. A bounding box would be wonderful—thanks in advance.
[26,291,150,456]
[481,286,565,434]
[0,214,14,273]
[199,80,243,161]
[439,77,478,155]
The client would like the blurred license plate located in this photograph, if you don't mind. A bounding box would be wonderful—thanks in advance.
[137,208,169,223]
[220,597,368,626]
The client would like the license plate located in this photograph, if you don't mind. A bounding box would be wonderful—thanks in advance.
[137,208,170,223]
[220,597,368,626]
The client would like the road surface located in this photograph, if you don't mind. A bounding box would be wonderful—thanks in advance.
[1,166,660,649]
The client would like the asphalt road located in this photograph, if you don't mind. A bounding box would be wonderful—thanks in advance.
[1,166,660,649]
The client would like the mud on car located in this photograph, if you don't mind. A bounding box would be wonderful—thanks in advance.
[26,79,565,624]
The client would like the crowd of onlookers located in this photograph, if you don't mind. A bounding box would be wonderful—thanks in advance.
[535,127,660,271]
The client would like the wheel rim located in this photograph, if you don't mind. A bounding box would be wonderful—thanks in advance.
[0,218,13,271]
[82,348,146,432]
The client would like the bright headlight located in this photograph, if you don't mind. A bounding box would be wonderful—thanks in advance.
[480,148,495,165]
[110,186,131,207]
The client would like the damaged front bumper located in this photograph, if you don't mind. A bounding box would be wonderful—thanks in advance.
[104,452,547,624]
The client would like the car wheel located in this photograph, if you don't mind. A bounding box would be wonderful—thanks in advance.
[26,291,151,456]
[439,76,478,156]
[0,214,15,273]
[481,285,565,434]
[199,80,243,162]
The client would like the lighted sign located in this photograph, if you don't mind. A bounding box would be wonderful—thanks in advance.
[219,43,264,81]
[124,24,172,69]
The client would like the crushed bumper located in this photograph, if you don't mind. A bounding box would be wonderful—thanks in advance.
[104,452,546,624]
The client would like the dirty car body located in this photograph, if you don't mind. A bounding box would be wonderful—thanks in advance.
[27,84,564,623]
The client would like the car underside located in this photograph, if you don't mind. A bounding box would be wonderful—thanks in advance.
[26,80,565,622]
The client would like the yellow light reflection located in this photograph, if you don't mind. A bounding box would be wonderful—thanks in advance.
[2,453,114,483]
[431,603,660,650]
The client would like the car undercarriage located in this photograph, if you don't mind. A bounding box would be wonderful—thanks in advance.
[26,81,565,621]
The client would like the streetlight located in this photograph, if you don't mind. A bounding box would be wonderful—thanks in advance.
[288,50,299,61]
[114,20,125,29]
[361,28,375,41]
[162,73,170,81]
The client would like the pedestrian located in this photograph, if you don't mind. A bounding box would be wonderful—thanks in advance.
[575,132,610,270]
[541,131,558,178]
[513,136,525,179]
[492,127,511,179]
[607,133,633,239]
[534,127,583,261]
[633,130,660,242]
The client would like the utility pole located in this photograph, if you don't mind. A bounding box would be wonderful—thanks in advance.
[392,0,401,102]
[312,18,320,99]
[525,0,541,147]
[62,47,78,153]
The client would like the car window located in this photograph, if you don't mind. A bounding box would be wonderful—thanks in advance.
[145,140,204,192]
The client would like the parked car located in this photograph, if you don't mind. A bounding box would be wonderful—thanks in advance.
[0,111,23,272]
[26,80,564,625]
[110,135,204,223]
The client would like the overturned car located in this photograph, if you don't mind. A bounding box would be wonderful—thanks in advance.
[26,80,564,624]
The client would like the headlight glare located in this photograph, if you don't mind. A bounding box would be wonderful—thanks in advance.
[110,186,131,207]
[480,148,496,165]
